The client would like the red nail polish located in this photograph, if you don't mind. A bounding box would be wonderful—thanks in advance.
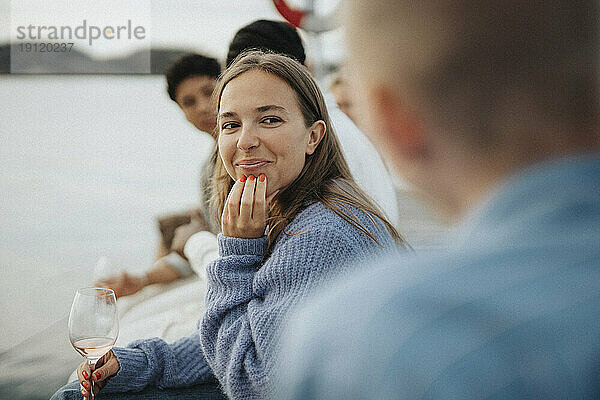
[94,372,101,380]
[248,175,255,181]
[240,175,246,182]
[82,381,89,389]
[258,173,265,182]
[82,370,89,379]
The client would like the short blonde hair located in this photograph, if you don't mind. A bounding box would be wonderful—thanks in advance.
[346,0,598,148]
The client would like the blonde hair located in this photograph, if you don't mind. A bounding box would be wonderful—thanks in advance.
[210,50,407,255]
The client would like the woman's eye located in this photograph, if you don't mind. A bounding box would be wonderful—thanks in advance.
[221,122,239,130]
[262,117,282,124]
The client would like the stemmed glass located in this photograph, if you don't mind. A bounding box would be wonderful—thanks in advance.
[68,287,119,399]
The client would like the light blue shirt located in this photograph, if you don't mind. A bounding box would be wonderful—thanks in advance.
[275,154,600,399]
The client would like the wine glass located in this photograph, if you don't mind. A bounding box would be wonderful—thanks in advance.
[68,287,119,399]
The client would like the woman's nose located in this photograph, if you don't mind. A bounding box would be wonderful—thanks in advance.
[237,126,260,150]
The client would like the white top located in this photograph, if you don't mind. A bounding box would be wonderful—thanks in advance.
[322,89,400,226]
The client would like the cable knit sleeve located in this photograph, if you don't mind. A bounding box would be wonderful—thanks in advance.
[102,331,214,393]
[200,204,392,399]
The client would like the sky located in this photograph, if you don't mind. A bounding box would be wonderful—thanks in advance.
[0,0,346,65]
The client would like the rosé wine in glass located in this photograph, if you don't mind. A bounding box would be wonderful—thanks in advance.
[69,287,118,398]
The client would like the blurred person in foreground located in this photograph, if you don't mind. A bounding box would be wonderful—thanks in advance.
[96,53,221,298]
[51,50,403,400]
[275,1,599,398]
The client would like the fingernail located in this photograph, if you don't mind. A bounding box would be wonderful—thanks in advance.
[81,388,86,395]
[258,173,265,182]
[240,175,246,182]
[82,381,89,389]
[82,370,89,379]
[94,372,101,380]
[248,175,255,181]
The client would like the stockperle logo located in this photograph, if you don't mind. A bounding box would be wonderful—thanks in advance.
[10,0,151,73]
[15,20,147,46]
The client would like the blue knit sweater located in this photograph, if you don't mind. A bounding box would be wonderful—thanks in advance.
[103,201,396,399]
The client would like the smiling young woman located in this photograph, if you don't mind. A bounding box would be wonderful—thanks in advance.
[51,50,407,400]
[212,50,406,256]
[204,50,407,398]
[216,68,323,208]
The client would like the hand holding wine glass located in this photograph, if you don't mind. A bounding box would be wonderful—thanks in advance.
[69,288,119,399]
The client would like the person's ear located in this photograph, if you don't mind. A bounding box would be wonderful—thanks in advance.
[305,120,326,155]
[367,85,427,160]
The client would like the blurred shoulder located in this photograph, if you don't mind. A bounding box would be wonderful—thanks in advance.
[276,251,468,399]
[278,240,600,398]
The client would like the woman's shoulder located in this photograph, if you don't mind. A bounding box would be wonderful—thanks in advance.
[286,201,392,244]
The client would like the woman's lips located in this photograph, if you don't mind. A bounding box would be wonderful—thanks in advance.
[236,161,271,172]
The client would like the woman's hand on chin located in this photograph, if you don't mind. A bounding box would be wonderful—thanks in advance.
[222,173,277,238]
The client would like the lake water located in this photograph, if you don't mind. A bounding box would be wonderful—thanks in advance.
[0,75,214,352]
